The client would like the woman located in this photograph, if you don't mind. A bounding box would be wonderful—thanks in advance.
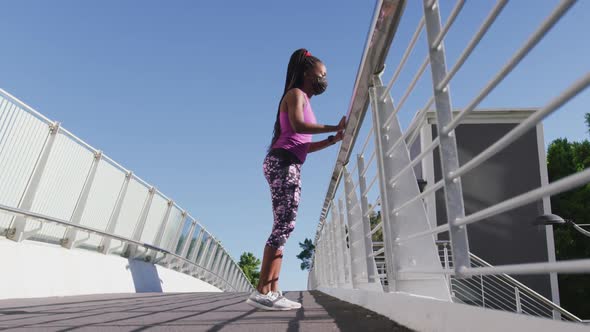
[246,49,346,311]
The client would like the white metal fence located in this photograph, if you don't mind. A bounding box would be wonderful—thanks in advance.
[0,88,253,293]
[308,0,588,323]
[436,241,582,322]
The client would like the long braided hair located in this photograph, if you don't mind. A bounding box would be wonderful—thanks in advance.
[269,48,321,150]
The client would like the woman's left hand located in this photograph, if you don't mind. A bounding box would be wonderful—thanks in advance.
[334,130,344,142]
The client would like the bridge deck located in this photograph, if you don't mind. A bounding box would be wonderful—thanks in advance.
[0,291,411,331]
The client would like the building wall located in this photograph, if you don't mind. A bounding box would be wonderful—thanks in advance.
[0,238,222,299]
[431,123,551,298]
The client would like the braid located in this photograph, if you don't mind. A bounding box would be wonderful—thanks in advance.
[269,49,321,150]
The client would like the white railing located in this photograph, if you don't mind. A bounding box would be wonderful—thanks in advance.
[0,88,253,293]
[435,241,582,322]
[308,0,589,323]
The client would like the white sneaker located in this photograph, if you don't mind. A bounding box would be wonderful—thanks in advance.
[272,291,302,309]
[245,290,292,311]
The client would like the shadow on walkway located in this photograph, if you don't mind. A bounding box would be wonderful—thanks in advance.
[309,290,413,332]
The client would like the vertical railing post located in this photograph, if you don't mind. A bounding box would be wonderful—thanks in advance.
[196,236,212,276]
[147,200,173,263]
[187,228,204,264]
[343,166,370,289]
[370,72,450,298]
[169,211,187,254]
[329,208,345,286]
[205,242,220,282]
[369,79,401,292]
[210,247,224,285]
[443,243,452,291]
[481,275,485,308]
[221,256,231,289]
[99,171,132,255]
[356,155,380,286]
[220,254,230,287]
[323,236,330,287]
[221,256,231,291]
[325,224,336,287]
[332,200,347,287]
[62,150,102,249]
[515,287,522,313]
[314,240,321,288]
[422,0,470,273]
[318,238,326,287]
[164,211,187,267]
[126,186,156,258]
[338,198,352,287]
[9,121,60,242]
[179,219,197,258]
[214,253,227,288]
[198,236,212,266]
[232,266,240,290]
[229,265,238,290]
[152,201,173,248]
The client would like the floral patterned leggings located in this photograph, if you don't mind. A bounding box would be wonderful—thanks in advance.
[263,151,302,252]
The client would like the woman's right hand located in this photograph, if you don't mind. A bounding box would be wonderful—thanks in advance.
[336,116,346,132]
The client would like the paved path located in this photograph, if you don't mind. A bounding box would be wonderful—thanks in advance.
[0,291,412,331]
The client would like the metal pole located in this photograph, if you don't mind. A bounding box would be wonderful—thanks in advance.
[332,200,347,287]
[356,155,380,285]
[338,198,352,287]
[343,167,369,289]
[422,0,471,273]
[187,228,205,262]
[10,122,60,242]
[515,287,522,313]
[169,211,187,254]
[215,254,228,287]
[62,150,102,249]
[164,211,187,267]
[369,78,401,292]
[100,171,132,254]
[370,72,450,299]
[198,236,212,266]
[325,225,335,287]
[152,200,173,248]
[179,220,197,258]
[481,275,485,308]
[444,244,452,291]
[318,238,326,287]
[329,209,344,286]
[127,186,156,257]
[205,242,219,271]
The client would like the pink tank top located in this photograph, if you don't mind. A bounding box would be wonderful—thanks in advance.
[271,93,317,163]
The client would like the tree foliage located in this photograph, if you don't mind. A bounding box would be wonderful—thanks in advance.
[547,114,590,319]
[296,238,315,271]
[238,252,260,287]
[369,208,383,242]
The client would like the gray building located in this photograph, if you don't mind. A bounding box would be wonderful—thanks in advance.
[411,109,558,302]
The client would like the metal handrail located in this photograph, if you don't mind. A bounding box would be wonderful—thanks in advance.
[0,203,242,292]
[309,1,589,324]
[0,88,252,293]
[316,0,406,235]
[436,241,582,322]
[469,254,582,322]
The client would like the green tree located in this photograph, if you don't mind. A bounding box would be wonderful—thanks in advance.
[369,208,383,242]
[547,113,590,319]
[296,238,315,271]
[238,252,261,287]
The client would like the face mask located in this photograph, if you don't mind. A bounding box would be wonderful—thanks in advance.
[312,76,328,95]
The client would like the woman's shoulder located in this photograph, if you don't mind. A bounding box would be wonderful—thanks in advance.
[283,88,308,107]
[285,87,306,99]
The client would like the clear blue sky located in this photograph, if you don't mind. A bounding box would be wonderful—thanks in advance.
[1,1,588,291]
